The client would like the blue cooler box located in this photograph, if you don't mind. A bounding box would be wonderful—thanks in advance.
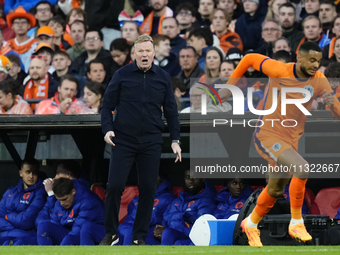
[208,220,237,245]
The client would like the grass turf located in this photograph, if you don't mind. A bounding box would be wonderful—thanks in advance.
[1,246,340,255]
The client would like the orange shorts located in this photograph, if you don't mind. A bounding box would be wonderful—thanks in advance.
[254,134,296,167]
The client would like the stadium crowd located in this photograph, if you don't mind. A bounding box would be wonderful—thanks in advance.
[1,0,340,246]
[0,0,340,114]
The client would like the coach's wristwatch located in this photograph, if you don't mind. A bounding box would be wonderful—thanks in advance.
[172,140,181,145]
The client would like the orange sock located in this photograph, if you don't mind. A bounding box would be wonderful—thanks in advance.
[289,177,307,219]
[251,187,277,224]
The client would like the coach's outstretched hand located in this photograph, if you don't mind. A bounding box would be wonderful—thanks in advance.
[323,89,335,108]
[171,142,182,163]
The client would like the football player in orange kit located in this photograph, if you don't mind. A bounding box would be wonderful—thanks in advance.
[219,41,340,247]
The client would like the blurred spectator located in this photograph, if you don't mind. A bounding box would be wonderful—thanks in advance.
[175,3,197,37]
[181,83,232,113]
[4,0,57,15]
[118,178,176,245]
[177,46,205,92]
[24,26,59,72]
[161,17,187,57]
[199,46,224,83]
[63,2,126,49]
[235,0,268,51]
[197,0,216,27]
[317,58,329,74]
[0,5,15,40]
[64,8,86,46]
[322,62,340,110]
[58,0,85,15]
[86,59,107,87]
[324,62,340,92]
[22,55,58,109]
[272,37,291,53]
[109,38,131,68]
[322,15,340,60]
[68,81,104,114]
[37,178,105,245]
[140,0,173,35]
[225,47,244,66]
[67,20,86,61]
[265,0,287,21]
[66,7,86,27]
[187,27,214,70]
[153,34,181,77]
[35,74,78,114]
[329,37,340,63]
[214,178,253,219]
[224,50,248,89]
[0,79,33,114]
[278,3,304,53]
[84,0,124,50]
[7,54,27,85]
[27,1,54,38]
[32,42,55,74]
[295,15,330,54]
[51,50,86,97]
[319,1,337,39]
[0,28,24,69]
[255,19,282,57]
[217,0,238,32]
[0,158,46,245]
[48,15,71,51]
[128,0,153,17]
[300,0,320,20]
[219,60,236,81]
[153,169,216,245]
[121,21,141,45]
[73,29,119,79]
[7,8,38,71]
[130,46,136,62]
[210,8,243,54]
[171,77,187,111]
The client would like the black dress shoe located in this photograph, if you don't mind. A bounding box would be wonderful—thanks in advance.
[131,239,146,245]
[99,234,119,246]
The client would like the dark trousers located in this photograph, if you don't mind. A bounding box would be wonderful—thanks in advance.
[105,140,161,241]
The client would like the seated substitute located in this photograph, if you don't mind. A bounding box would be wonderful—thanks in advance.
[8,160,86,246]
[118,177,176,245]
[37,178,105,245]
[0,159,46,245]
[214,178,253,219]
[153,169,216,245]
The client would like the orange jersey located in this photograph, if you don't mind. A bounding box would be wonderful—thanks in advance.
[228,53,340,143]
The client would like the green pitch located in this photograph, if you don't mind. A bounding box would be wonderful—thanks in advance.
[1,246,340,255]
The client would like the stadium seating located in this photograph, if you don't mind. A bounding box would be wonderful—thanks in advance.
[91,184,106,202]
[310,187,340,218]
[304,188,315,213]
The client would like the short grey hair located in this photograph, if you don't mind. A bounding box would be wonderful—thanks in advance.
[262,19,282,31]
[133,34,154,49]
